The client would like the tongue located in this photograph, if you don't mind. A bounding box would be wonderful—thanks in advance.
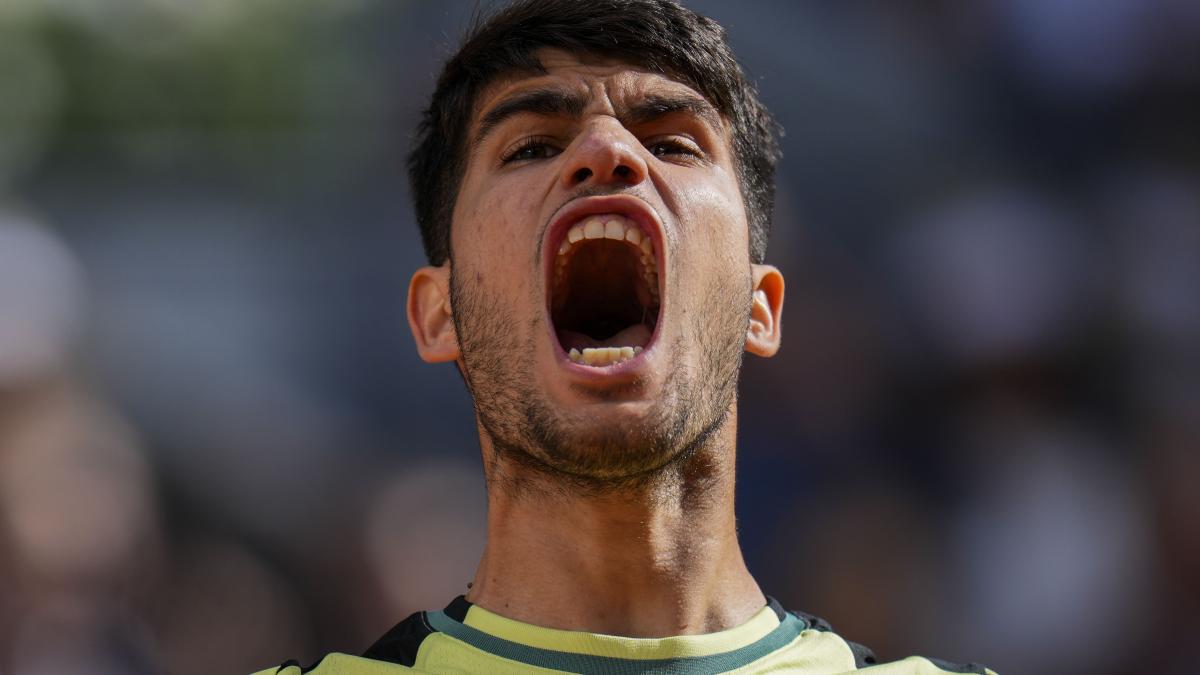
[557,323,652,351]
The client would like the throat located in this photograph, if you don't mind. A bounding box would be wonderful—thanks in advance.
[470,432,759,638]
[467,522,763,637]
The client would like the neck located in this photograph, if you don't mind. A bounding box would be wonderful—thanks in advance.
[465,417,764,638]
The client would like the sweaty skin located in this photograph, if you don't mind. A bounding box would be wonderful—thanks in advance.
[407,51,785,638]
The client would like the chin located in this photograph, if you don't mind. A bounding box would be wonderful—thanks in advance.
[521,396,689,478]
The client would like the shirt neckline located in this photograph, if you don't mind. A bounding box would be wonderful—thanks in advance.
[422,595,808,671]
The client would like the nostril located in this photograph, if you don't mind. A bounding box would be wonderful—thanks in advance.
[572,167,592,184]
[614,165,633,180]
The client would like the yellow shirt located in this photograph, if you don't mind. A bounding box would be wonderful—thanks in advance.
[254,596,996,674]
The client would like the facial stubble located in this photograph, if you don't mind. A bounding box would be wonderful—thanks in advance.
[449,259,750,497]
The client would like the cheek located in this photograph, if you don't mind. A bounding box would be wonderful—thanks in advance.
[451,180,543,303]
[671,179,751,275]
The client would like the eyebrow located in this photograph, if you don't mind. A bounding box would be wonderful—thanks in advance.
[622,94,722,133]
[471,88,722,149]
[473,88,588,149]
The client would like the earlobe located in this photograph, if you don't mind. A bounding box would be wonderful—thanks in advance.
[745,264,784,358]
[407,264,460,363]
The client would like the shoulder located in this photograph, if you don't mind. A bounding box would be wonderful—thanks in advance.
[251,653,415,674]
[784,606,997,675]
[252,610,433,674]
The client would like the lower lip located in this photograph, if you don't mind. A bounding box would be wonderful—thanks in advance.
[548,322,662,379]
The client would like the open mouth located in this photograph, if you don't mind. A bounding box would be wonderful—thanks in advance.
[550,213,661,368]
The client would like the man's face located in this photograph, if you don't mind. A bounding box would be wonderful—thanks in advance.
[443,51,758,482]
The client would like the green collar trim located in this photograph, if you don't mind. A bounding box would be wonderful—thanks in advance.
[424,609,807,674]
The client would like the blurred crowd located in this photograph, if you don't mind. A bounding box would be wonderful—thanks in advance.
[0,1,1196,674]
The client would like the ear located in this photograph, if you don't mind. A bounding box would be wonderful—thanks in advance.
[407,264,460,363]
[745,264,784,358]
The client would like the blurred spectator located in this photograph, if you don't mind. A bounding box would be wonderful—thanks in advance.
[1,1,1196,673]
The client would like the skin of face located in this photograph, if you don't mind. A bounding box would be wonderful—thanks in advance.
[407,49,784,493]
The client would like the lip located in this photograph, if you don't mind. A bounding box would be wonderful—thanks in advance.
[541,194,668,379]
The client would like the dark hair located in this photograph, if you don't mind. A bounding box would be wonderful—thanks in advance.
[408,0,780,265]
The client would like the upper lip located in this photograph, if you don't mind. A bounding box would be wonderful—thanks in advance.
[541,194,667,312]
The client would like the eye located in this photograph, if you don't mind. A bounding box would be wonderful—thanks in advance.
[502,138,562,164]
[646,137,702,159]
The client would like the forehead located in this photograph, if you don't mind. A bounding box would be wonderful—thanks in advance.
[471,49,714,126]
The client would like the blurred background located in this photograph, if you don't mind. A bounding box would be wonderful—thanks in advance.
[0,1,1197,673]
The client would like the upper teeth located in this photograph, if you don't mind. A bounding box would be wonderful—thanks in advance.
[555,214,659,298]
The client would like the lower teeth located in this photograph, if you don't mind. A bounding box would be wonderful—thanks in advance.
[568,346,644,366]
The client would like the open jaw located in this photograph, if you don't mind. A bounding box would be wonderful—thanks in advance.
[550,213,661,368]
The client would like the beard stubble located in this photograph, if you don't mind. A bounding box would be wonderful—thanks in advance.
[449,259,750,497]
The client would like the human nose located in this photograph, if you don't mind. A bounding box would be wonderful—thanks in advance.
[559,119,648,190]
